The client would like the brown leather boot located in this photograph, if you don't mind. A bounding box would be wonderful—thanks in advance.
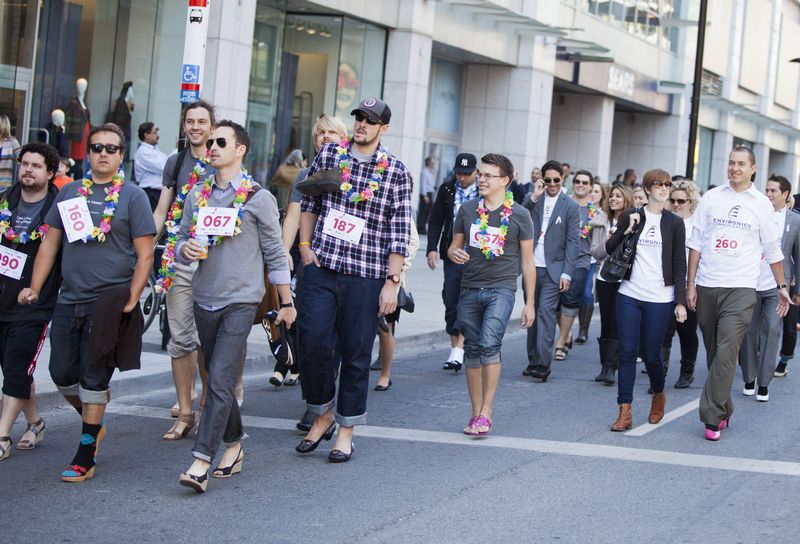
[648,391,666,424]
[610,403,632,431]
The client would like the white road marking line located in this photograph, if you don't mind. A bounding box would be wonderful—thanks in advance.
[625,398,700,437]
[106,403,800,477]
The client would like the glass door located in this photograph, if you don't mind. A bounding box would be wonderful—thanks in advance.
[0,0,40,144]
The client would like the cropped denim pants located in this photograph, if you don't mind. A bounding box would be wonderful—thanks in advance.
[458,287,515,368]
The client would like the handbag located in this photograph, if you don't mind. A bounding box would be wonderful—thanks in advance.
[600,210,641,283]
[397,285,415,313]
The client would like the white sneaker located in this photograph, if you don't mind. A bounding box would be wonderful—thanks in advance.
[756,386,769,402]
[743,382,756,396]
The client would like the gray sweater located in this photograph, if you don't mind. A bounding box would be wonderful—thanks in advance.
[176,174,290,308]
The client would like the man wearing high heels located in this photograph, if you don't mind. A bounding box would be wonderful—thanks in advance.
[176,121,294,492]
[297,97,411,462]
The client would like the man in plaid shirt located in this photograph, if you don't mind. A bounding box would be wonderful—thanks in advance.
[297,97,411,462]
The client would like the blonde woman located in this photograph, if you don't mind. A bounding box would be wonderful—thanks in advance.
[0,115,21,189]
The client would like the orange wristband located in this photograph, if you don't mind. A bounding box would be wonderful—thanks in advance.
[298,241,311,248]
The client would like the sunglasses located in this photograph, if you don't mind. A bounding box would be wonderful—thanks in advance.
[205,137,230,149]
[669,198,687,205]
[574,179,591,186]
[354,112,380,126]
[543,177,562,185]
[89,143,121,154]
[653,181,672,188]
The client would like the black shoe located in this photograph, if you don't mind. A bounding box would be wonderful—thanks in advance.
[374,379,392,392]
[522,364,537,377]
[328,443,354,463]
[296,410,314,432]
[674,364,694,388]
[295,421,336,453]
[212,446,243,479]
[774,361,789,377]
[370,357,382,371]
[269,371,284,387]
[599,365,615,386]
[756,386,769,402]
[179,471,209,493]
[530,365,551,382]
[283,372,300,386]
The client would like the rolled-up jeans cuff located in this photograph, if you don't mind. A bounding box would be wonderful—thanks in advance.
[192,450,212,463]
[480,354,502,365]
[464,356,481,369]
[335,411,366,427]
[561,306,579,317]
[78,385,110,404]
[57,382,80,397]
[306,399,335,416]
[223,434,243,445]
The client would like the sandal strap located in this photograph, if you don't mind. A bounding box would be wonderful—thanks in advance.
[0,436,10,454]
[25,419,45,436]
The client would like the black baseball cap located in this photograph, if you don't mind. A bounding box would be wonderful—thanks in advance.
[351,97,392,124]
[453,153,477,174]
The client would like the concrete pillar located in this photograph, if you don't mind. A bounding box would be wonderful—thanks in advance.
[549,94,614,182]
[203,0,257,124]
[710,118,735,184]
[754,137,771,190]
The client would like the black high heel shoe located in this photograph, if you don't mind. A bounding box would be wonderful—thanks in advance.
[212,446,243,479]
[179,471,209,493]
[295,421,336,453]
[374,379,392,392]
[329,442,354,463]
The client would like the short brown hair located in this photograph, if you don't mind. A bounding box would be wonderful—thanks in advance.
[481,153,514,182]
[181,99,216,128]
[88,123,125,153]
[642,168,671,196]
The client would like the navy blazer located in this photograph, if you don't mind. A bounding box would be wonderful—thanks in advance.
[523,192,580,284]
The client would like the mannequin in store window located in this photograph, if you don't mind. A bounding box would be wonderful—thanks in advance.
[110,81,134,162]
[64,78,91,179]
[42,109,69,158]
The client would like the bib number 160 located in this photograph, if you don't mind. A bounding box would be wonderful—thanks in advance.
[67,203,86,231]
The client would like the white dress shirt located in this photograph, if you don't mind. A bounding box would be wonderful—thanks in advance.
[134,142,167,190]
[688,182,782,289]
[534,193,558,267]
[756,207,787,291]
[420,167,436,195]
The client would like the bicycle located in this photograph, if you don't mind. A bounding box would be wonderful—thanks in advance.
[140,243,171,350]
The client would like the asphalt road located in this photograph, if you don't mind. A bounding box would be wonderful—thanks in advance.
[2,325,799,543]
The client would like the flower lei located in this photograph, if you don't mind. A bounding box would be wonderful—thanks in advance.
[77,173,124,243]
[155,156,209,293]
[580,202,597,239]
[337,139,389,203]
[189,170,254,246]
[0,200,49,244]
[475,191,514,260]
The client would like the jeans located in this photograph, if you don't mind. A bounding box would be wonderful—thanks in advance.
[49,302,115,404]
[581,262,596,306]
[560,267,589,317]
[298,265,383,427]
[457,287,515,367]
[442,258,465,337]
[192,303,256,462]
[616,293,673,404]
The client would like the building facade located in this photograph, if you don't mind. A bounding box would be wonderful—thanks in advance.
[1,0,798,195]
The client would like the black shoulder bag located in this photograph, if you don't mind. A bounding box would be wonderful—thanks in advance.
[600,211,641,283]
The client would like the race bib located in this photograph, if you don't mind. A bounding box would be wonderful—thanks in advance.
[322,210,365,244]
[57,197,94,243]
[196,207,238,236]
[469,224,504,252]
[0,245,27,280]
[712,230,743,256]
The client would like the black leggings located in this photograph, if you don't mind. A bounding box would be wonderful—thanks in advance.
[662,308,699,361]
[781,302,798,358]
[596,279,621,340]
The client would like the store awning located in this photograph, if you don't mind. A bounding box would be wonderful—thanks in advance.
[435,0,567,37]
[702,95,800,139]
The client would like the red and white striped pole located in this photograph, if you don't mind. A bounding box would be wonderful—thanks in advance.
[179,0,211,104]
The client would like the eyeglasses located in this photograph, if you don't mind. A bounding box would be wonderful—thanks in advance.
[477,172,506,180]
[205,137,229,149]
[543,177,561,185]
[669,198,687,205]
[574,179,591,186]
[653,181,672,188]
[89,143,121,154]
[354,113,380,126]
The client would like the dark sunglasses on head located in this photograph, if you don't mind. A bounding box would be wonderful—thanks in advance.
[653,181,672,188]
[543,177,561,185]
[354,112,380,126]
[89,143,121,154]
[669,198,687,205]
[205,137,229,149]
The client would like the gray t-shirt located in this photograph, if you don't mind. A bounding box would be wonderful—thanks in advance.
[454,199,534,291]
[13,197,46,232]
[163,150,206,195]
[45,180,157,303]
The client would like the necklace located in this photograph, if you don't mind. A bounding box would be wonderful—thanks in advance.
[580,202,597,239]
[336,139,389,203]
[155,155,209,293]
[190,170,254,247]
[76,173,124,243]
[475,191,514,260]
[0,200,48,244]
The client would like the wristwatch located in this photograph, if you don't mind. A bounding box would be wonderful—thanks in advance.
[777,283,788,290]
[280,301,294,308]
[386,274,400,284]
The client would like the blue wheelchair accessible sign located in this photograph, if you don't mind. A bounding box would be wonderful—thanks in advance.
[182,64,200,84]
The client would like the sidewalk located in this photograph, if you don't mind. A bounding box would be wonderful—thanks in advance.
[28,234,528,398]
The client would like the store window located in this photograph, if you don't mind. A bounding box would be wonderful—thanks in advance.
[423,57,464,189]
[0,0,38,139]
[579,0,681,50]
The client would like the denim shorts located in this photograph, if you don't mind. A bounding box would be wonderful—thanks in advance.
[457,287,516,368]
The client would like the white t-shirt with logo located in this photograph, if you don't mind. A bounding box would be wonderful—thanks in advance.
[619,207,674,303]
[534,193,558,267]
[687,182,782,289]
[756,207,786,291]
